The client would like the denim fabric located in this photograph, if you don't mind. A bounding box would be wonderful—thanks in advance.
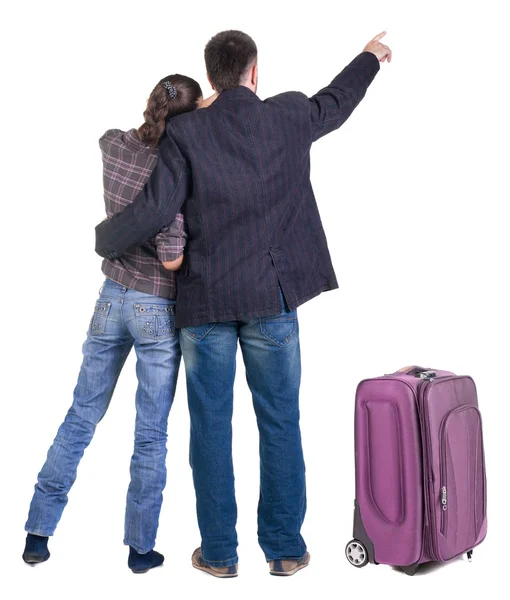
[179,288,306,566]
[25,279,181,553]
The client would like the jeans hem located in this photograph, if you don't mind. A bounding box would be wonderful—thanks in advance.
[124,540,155,555]
[263,548,308,562]
[25,528,53,537]
[202,553,239,567]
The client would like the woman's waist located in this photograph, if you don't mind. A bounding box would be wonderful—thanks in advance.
[101,254,176,299]
[100,277,177,302]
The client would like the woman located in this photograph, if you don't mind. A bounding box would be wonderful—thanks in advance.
[23,74,206,573]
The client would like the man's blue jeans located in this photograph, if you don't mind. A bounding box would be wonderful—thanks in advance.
[25,279,181,554]
[179,289,307,567]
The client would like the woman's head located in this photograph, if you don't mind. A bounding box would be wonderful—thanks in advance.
[138,74,202,147]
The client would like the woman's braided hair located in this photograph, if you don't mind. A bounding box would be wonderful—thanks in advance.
[138,74,203,147]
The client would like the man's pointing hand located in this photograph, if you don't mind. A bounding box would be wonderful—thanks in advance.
[364,31,392,63]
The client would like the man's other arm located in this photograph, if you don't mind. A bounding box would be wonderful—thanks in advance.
[95,131,189,259]
[309,32,391,142]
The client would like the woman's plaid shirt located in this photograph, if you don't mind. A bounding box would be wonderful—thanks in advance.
[99,128,186,299]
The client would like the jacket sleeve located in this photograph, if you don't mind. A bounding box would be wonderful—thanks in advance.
[309,51,380,142]
[95,131,190,259]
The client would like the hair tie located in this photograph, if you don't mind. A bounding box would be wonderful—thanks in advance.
[161,81,177,99]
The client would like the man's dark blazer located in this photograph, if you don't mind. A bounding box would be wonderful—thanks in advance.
[96,52,380,328]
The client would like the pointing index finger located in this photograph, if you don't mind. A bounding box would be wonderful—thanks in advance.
[372,31,387,42]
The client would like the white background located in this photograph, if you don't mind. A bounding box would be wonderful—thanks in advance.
[1,0,509,598]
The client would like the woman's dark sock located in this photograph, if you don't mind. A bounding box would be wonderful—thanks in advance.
[128,547,164,573]
[22,534,50,564]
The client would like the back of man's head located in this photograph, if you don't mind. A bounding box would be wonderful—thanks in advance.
[205,30,258,93]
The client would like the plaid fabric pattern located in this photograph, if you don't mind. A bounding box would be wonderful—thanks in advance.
[99,128,186,299]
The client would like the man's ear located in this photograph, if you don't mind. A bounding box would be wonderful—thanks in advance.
[206,73,215,92]
[250,63,258,86]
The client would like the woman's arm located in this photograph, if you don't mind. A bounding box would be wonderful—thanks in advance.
[155,213,187,271]
[95,133,189,259]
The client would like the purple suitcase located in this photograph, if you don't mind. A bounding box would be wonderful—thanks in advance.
[346,366,487,575]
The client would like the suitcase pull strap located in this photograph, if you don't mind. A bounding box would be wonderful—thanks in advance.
[393,365,435,378]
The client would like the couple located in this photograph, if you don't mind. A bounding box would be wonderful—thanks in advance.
[24,30,392,577]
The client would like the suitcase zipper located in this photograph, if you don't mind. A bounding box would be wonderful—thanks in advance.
[418,379,437,560]
[439,408,453,537]
[441,486,448,535]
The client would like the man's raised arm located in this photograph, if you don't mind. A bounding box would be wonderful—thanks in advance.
[309,32,392,142]
[95,131,189,259]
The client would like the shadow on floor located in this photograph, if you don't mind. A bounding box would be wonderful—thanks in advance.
[391,555,466,576]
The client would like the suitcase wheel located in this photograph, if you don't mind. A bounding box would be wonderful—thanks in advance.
[345,539,369,568]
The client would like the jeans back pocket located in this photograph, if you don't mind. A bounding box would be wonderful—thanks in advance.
[260,312,297,347]
[135,303,176,340]
[181,323,217,343]
[90,301,112,335]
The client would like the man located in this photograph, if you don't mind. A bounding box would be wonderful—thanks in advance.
[96,30,391,577]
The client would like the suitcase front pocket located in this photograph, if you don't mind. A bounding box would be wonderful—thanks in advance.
[439,405,486,554]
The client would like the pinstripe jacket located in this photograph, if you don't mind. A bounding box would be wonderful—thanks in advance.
[96,52,380,328]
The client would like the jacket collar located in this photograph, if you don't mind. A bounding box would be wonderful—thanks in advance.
[214,86,260,104]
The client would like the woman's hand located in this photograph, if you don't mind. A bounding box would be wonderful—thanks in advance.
[199,93,219,109]
[162,255,184,271]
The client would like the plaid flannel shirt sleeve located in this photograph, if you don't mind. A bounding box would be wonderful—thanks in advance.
[154,213,187,263]
[95,131,189,259]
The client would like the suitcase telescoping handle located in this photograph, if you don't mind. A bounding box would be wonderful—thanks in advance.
[392,365,437,379]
